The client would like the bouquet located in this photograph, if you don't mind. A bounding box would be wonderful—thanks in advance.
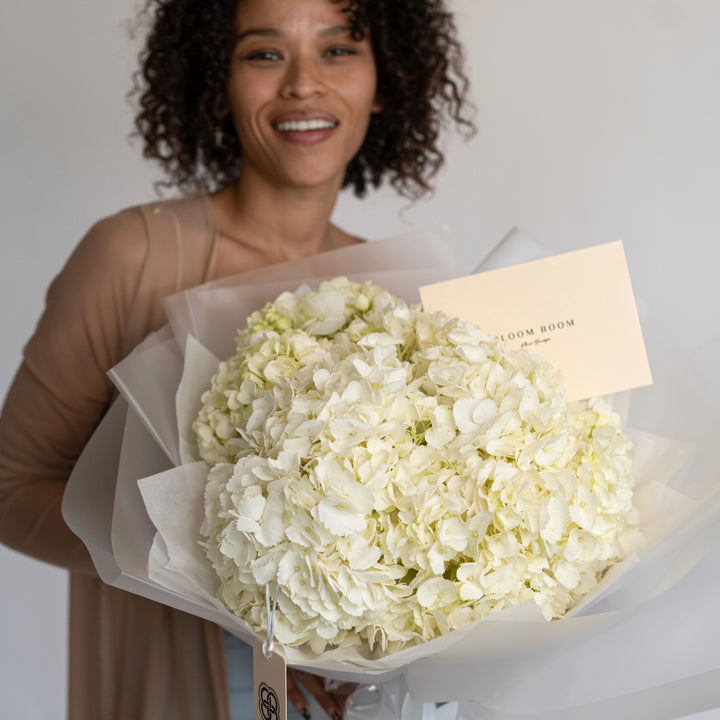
[196,276,638,654]
[62,228,720,716]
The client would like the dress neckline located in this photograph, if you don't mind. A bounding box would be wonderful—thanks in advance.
[198,190,367,263]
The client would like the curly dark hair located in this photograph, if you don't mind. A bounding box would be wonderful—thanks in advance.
[133,0,475,198]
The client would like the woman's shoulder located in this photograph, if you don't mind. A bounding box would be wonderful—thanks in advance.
[117,193,212,228]
[85,193,211,244]
[74,193,212,276]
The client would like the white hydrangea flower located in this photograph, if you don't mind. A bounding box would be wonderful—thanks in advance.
[196,277,639,653]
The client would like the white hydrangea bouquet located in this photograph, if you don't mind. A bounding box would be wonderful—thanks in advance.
[64,229,720,713]
[195,276,638,654]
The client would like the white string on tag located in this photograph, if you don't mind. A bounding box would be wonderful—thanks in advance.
[262,583,280,659]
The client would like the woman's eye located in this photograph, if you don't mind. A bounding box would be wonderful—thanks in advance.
[246,50,282,62]
[325,47,356,58]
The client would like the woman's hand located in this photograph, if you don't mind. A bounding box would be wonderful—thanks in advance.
[287,669,355,720]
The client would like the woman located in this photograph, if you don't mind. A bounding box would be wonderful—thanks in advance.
[0,0,473,717]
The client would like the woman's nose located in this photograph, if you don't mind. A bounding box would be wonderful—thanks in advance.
[280,55,325,100]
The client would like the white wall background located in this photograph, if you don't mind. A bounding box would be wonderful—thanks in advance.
[1,1,719,718]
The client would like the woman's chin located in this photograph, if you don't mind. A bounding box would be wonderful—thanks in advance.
[273,168,346,194]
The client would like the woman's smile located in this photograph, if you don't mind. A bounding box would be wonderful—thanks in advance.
[271,111,340,144]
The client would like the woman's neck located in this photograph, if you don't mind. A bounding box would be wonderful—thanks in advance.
[210,171,355,260]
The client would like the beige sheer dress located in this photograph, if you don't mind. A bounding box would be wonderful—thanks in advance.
[0,194,301,719]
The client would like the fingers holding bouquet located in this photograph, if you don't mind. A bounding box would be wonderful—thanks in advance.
[288,669,354,719]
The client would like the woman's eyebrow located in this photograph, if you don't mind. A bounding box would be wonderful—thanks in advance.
[235,25,351,43]
[235,28,281,43]
[319,25,353,37]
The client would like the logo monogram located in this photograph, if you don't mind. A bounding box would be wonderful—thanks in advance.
[258,682,279,720]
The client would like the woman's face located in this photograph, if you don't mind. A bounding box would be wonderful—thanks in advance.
[227,0,380,192]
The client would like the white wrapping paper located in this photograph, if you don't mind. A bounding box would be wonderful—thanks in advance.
[63,227,720,717]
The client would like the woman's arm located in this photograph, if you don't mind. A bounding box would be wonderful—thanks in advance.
[0,211,149,575]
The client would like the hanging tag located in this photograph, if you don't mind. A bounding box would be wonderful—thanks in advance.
[253,639,287,720]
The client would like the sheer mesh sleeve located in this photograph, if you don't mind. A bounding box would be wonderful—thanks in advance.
[0,210,150,573]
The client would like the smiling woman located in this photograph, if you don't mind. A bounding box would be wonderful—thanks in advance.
[0,0,473,719]
[136,0,473,199]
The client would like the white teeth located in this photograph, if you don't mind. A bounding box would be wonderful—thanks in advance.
[274,119,337,132]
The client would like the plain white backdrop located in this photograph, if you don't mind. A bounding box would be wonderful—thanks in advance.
[1,1,719,718]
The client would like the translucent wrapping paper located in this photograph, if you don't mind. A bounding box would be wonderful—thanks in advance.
[62,228,720,718]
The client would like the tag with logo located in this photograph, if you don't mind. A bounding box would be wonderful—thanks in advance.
[253,639,287,720]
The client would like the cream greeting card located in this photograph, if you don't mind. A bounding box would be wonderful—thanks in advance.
[419,240,652,401]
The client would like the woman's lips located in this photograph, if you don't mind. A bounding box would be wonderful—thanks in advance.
[274,118,338,132]
[271,113,339,144]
